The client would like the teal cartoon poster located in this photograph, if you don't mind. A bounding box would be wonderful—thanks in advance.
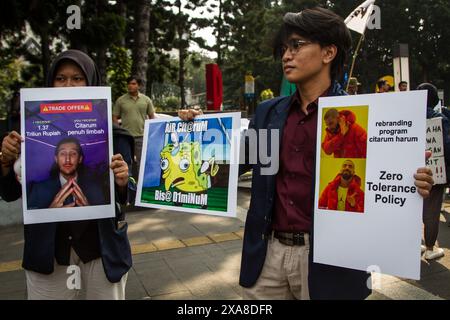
[135,113,241,217]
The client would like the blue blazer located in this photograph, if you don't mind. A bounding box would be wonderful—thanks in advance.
[27,171,107,209]
[238,82,371,300]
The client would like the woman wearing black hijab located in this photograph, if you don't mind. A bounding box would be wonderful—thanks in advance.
[417,83,447,260]
[0,50,132,299]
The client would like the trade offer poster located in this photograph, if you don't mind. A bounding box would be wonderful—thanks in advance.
[314,91,427,280]
[20,87,115,224]
[136,113,241,217]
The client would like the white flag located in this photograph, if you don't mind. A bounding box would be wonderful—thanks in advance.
[345,0,376,34]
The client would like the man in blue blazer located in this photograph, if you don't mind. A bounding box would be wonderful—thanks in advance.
[180,7,433,300]
[27,137,107,210]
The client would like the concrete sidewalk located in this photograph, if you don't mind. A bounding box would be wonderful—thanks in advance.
[0,188,449,300]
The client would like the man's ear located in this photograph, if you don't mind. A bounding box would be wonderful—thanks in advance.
[322,45,338,65]
[79,156,83,164]
[54,156,58,163]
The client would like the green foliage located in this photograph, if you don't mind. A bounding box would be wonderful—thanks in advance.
[220,1,282,103]
[3,0,450,111]
[157,96,181,111]
[0,59,21,119]
[66,12,126,50]
[107,46,132,102]
[151,52,212,109]
[218,0,450,101]
[185,52,214,97]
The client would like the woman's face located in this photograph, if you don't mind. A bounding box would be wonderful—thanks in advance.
[53,61,87,87]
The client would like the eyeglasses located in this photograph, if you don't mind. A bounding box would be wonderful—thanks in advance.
[280,39,312,56]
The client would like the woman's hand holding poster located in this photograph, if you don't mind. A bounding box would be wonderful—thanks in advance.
[21,87,115,224]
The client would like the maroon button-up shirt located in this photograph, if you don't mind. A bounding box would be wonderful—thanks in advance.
[272,89,328,233]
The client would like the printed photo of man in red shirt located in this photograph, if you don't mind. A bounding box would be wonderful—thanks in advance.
[321,108,367,158]
[319,159,365,213]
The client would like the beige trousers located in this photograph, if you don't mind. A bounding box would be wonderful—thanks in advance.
[26,248,127,300]
[242,234,310,300]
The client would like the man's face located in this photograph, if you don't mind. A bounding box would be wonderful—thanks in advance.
[348,85,357,95]
[55,142,82,177]
[380,84,390,92]
[340,160,355,180]
[127,80,140,94]
[282,34,329,84]
[325,114,339,131]
[399,83,408,91]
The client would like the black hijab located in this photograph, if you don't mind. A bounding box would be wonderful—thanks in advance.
[46,49,101,87]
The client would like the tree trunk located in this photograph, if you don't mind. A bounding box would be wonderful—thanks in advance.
[179,35,186,109]
[216,0,223,66]
[40,28,51,86]
[177,1,186,108]
[96,47,107,85]
[118,0,127,47]
[421,64,429,84]
[146,64,153,96]
[131,0,150,94]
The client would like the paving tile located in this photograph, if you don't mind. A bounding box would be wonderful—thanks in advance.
[0,260,22,273]
[131,251,164,264]
[190,285,242,300]
[151,290,195,300]
[125,270,148,300]
[214,239,242,251]
[152,239,186,251]
[131,243,158,255]
[233,229,245,239]
[181,236,213,247]
[405,270,450,300]
[133,262,188,297]
[208,233,240,243]
[0,270,26,299]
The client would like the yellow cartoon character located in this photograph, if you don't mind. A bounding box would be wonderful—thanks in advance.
[160,138,219,193]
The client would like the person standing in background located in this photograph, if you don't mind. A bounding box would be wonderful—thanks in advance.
[113,76,155,179]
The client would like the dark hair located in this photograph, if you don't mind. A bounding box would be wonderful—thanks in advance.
[54,137,83,156]
[399,81,408,86]
[126,76,142,85]
[50,137,85,177]
[377,80,387,88]
[417,83,439,109]
[273,7,352,81]
[324,108,339,120]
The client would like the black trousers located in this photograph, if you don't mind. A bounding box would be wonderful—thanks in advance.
[422,184,445,248]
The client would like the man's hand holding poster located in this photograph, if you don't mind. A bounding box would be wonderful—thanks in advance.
[314,91,427,280]
[136,113,241,217]
[21,87,115,224]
